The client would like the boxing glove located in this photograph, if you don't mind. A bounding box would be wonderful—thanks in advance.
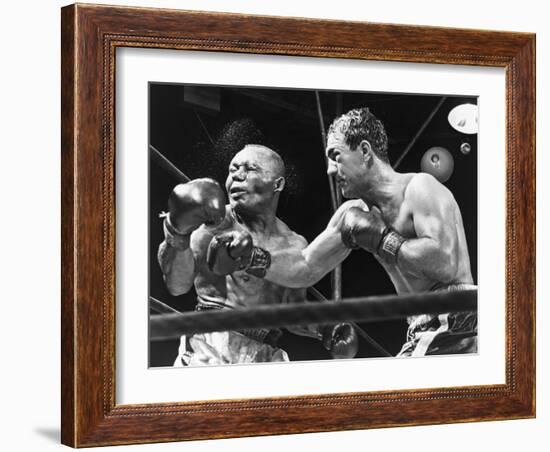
[341,207,406,264]
[167,178,226,235]
[320,323,359,359]
[207,231,271,278]
[340,206,388,253]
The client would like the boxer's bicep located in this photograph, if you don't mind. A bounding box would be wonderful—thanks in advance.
[399,175,458,280]
[158,241,196,296]
[412,193,455,249]
[161,227,213,296]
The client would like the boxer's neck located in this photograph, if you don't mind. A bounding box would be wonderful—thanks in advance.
[359,161,402,210]
[233,206,278,234]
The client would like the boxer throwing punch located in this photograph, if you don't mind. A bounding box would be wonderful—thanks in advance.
[214,109,476,357]
[158,144,358,366]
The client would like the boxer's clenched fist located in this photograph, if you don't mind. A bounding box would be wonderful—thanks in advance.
[207,231,272,278]
[168,178,226,235]
[207,231,253,275]
[340,206,388,253]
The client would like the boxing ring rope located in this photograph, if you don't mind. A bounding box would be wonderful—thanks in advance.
[150,292,393,356]
[150,144,191,183]
[306,286,391,356]
[149,296,180,314]
[150,289,477,341]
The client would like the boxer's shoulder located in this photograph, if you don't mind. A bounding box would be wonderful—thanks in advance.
[274,218,308,249]
[344,199,369,210]
[405,173,453,208]
[406,173,442,196]
[286,230,308,249]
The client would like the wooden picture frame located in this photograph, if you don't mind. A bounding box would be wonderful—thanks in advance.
[61,3,535,447]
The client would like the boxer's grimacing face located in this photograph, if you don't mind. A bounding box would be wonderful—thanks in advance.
[326,131,368,198]
[225,146,281,213]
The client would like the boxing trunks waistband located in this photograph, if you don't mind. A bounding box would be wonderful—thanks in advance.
[195,298,283,347]
[429,281,476,292]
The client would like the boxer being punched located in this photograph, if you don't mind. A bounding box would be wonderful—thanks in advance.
[158,144,358,365]
[216,109,477,357]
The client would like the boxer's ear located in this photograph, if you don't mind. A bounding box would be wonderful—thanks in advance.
[274,176,285,193]
[359,140,374,166]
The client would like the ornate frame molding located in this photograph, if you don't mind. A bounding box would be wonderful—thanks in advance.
[61,4,535,446]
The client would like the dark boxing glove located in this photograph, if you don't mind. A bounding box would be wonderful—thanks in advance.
[167,178,226,235]
[320,323,359,359]
[206,231,271,278]
[341,207,387,253]
[340,207,405,264]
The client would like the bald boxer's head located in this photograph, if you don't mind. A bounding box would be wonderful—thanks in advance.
[326,108,389,198]
[225,144,286,214]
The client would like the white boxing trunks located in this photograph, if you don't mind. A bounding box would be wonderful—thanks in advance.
[173,299,289,366]
[173,331,289,366]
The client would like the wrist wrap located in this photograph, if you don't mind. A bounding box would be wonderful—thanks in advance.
[377,230,405,264]
[242,246,271,278]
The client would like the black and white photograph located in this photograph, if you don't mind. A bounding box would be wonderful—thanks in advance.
[2,0,543,449]
[148,83,478,368]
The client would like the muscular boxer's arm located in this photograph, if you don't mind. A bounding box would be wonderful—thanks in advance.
[265,202,355,288]
[157,179,226,295]
[158,226,214,296]
[397,174,459,282]
[157,240,195,296]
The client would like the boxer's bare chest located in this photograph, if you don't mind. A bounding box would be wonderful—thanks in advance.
[204,217,291,306]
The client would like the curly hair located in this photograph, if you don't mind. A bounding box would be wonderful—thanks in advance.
[328,107,389,163]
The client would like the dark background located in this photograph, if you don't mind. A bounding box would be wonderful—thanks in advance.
[148,83,478,366]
